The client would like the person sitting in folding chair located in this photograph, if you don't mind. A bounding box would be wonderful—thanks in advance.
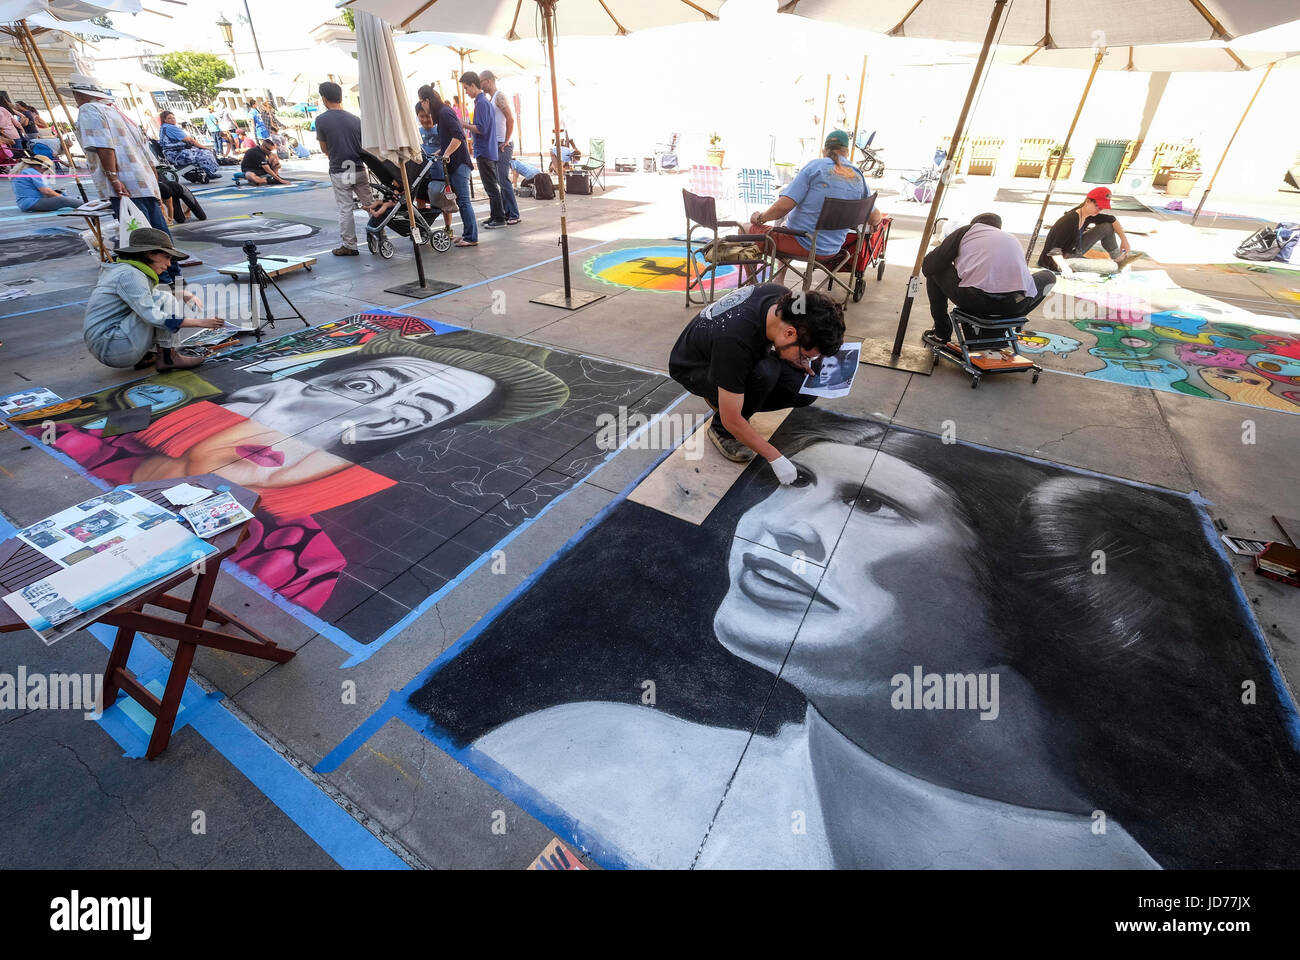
[748,129,880,283]
[921,212,1056,349]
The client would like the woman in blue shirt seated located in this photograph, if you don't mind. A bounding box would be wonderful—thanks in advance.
[748,129,881,282]
[157,110,221,178]
[11,153,79,212]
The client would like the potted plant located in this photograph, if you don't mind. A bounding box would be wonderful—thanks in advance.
[1043,143,1074,180]
[1164,142,1202,197]
[705,132,725,167]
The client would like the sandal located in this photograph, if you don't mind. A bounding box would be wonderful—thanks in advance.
[154,347,204,372]
[454,238,478,247]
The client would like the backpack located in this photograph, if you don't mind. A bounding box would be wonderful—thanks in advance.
[1235,223,1299,262]
[530,172,555,200]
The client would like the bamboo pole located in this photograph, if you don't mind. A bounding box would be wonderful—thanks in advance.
[849,55,866,163]
[397,158,428,288]
[888,0,1006,360]
[1193,60,1274,224]
[820,73,830,146]
[543,1,572,301]
[1024,47,1104,264]
[15,22,87,202]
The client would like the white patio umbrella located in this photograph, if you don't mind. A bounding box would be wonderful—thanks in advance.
[98,62,184,126]
[356,8,449,297]
[0,0,145,202]
[348,0,727,310]
[777,0,1300,370]
[26,12,150,39]
[219,69,297,95]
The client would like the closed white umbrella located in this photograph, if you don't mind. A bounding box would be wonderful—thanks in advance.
[348,0,727,310]
[356,9,447,296]
[777,0,1300,370]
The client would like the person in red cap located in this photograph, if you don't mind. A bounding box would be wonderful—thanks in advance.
[1037,186,1140,274]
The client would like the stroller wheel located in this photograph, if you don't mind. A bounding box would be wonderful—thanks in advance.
[366,233,378,254]
[877,259,886,281]
[380,238,395,259]
[853,277,865,302]
[430,230,452,253]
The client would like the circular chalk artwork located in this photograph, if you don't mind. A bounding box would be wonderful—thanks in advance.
[584,245,743,292]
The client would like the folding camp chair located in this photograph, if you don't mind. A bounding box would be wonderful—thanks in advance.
[575,138,606,191]
[769,194,877,306]
[736,167,779,208]
[683,188,773,307]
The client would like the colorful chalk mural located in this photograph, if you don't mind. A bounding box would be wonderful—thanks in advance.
[15,311,679,655]
[584,244,743,293]
[361,407,1300,868]
[1023,271,1300,413]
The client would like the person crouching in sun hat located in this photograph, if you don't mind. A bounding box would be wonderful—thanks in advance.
[83,227,224,372]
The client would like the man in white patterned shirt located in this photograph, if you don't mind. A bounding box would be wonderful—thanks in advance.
[64,73,181,283]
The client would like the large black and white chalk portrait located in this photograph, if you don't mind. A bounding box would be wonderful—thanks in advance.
[410,407,1300,869]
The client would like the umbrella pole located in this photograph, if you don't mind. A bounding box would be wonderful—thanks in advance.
[398,159,428,288]
[1193,60,1273,225]
[537,76,543,169]
[528,0,603,311]
[871,0,1006,369]
[19,20,88,202]
[849,55,866,163]
[1024,47,1103,263]
[820,73,830,145]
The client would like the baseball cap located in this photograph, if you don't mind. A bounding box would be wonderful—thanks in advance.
[1086,186,1112,209]
[825,129,850,150]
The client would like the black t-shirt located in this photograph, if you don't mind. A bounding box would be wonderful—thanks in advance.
[241,145,269,173]
[1038,207,1118,269]
[668,283,786,394]
[435,105,472,173]
[314,107,364,174]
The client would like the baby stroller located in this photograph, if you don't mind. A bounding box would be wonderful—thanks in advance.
[855,131,886,179]
[360,151,453,258]
[900,148,946,203]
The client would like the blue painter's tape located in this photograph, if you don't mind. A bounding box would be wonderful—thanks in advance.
[1193,505,1300,749]
[82,625,406,869]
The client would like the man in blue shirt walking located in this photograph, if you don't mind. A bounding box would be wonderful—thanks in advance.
[460,71,506,229]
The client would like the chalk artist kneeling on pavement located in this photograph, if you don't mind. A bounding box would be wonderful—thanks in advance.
[669,283,845,483]
[83,227,223,372]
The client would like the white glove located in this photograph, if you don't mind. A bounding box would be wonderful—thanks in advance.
[770,455,797,485]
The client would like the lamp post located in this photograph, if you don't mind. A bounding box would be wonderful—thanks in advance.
[216,14,238,74]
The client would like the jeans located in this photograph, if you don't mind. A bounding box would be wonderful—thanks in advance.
[1055,221,1121,273]
[476,155,506,223]
[671,351,815,437]
[496,142,520,221]
[449,162,476,242]
[23,195,80,212]
[925,265,1057,341]
[110,196,180,282]
[329,168,375,250]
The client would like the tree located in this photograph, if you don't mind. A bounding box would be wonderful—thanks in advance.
[158,51,235,106]
[340,8,355,31]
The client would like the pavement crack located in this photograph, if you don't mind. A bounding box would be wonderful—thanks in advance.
[1033,422,1154,453]
[46,735,183,869]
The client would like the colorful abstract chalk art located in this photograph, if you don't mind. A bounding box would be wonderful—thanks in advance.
[16,310,681,658]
